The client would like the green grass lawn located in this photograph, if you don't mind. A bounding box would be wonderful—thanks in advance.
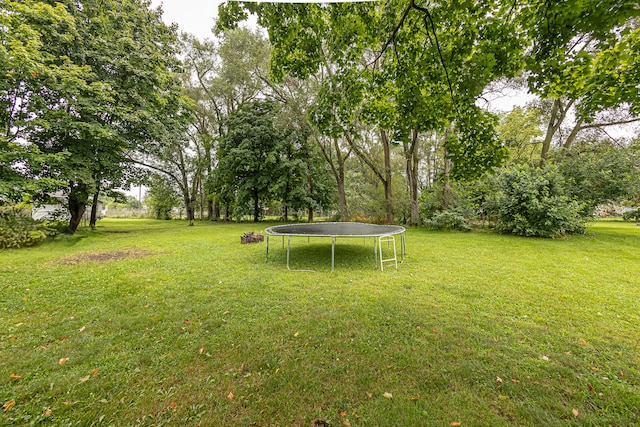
[1,219,639,426]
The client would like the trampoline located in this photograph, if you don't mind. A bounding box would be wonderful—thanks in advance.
[264,222,406,271]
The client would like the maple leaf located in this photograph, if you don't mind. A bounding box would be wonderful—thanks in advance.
[340,411,347,417]
[383,392,393,399]
[4,400,16,411]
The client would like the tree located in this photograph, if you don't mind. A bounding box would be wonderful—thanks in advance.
[553,139,640,215]
[522,0,640,164]
[1,1,80,203]
[214,100,284,222]
[3,0,189,233]
[219,1,523,224]
[179,28,270,220]
[145,174,180,220]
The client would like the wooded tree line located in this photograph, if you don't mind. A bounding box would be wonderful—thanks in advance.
[1,0,639,236]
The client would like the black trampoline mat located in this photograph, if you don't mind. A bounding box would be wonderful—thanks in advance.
[264,222,405,237]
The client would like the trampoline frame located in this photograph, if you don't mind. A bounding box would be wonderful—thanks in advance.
[264,222,406,272]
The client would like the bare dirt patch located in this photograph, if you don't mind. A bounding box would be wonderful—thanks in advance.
[55,249,165,265]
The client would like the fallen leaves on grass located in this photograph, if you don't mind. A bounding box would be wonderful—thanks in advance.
[9,374,21,379]
[450,422,461,426]
[572,408,579,417]
[383,392,393,399]
[3,400,16,411]
[496,376,503,383]
[227,392,234,401]
[44,409,52,417]
[79,375,91,383]
[541,355,549,361]
[199,347,205,354]
[59,358,69,365]
[170,402,178,412]
[92,369,99,376]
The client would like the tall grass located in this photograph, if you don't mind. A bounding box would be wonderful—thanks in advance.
[1,219,638,426]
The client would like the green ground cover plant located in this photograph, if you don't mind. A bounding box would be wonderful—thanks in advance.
[1,219,639,426]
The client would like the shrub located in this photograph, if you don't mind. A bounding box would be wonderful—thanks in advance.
[622,208,640,221]
[0,209,59,249]
[423,207,472,231]
[483,165,587,238]
[420,183,476,231]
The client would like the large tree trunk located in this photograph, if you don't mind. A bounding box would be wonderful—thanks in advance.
[67,183,88,234]
[213,199,221,221]
[89,190,99,229]
[539,98,574,167]
[404,129,420,225]
[307,163,314,222]
[253,189,260,222]
[380,129,394,224]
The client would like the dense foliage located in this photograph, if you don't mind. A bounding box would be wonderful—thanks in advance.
[484,165,587,238]
[1,0,189,233]
[0,208,63,248]
[2,1,638,240]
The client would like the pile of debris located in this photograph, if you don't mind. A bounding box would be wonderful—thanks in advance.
[240,231,264,244]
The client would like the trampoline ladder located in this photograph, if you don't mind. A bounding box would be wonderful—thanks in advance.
[378,235,398,271]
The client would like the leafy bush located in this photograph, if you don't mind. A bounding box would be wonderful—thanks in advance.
[622,208,640,221]
[0,209,59,249]
[420,183,476,230]
[423,207,472,231]
[483,165,587,238]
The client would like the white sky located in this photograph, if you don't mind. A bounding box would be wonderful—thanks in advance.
[150,0,223,40]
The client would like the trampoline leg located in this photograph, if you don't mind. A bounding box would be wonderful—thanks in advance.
[374,236,378,268]
[331,237,335,272]
[286,236,291,270]
[266,235,269,262]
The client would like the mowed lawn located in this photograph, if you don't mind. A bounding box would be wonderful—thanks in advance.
[1,219,639,426]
